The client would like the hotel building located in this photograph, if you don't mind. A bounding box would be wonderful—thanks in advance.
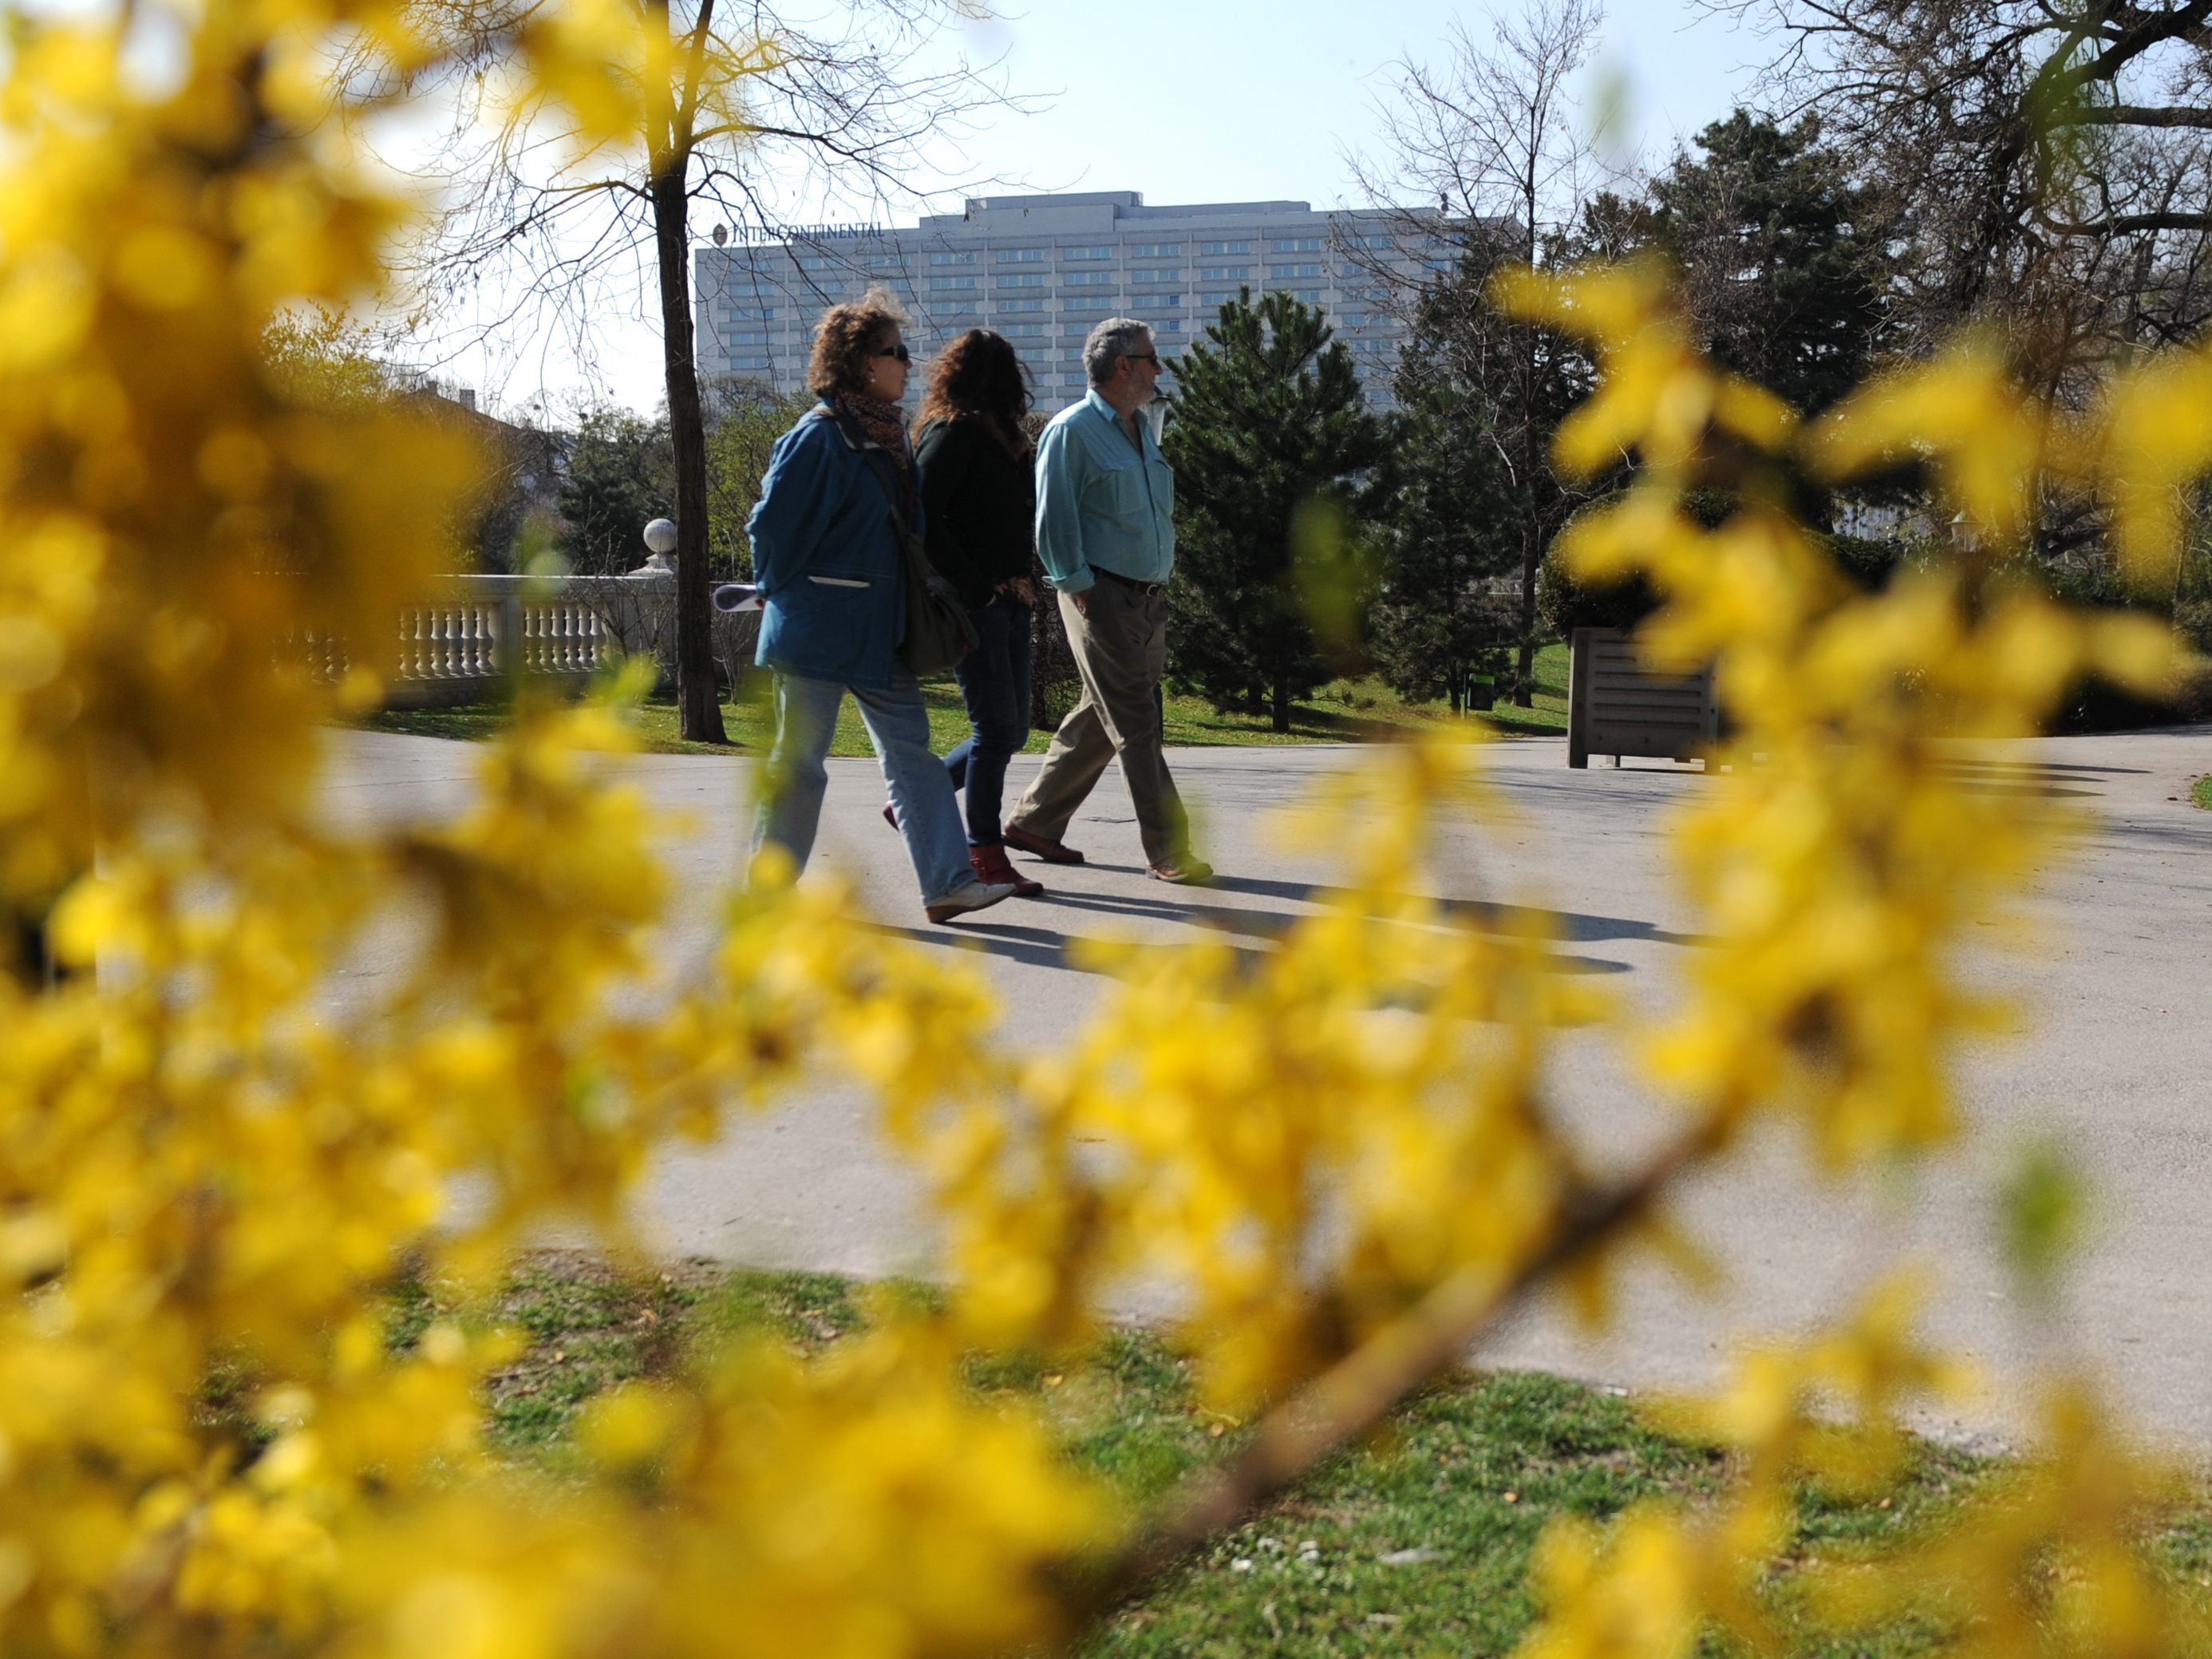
[692,190,1442,408]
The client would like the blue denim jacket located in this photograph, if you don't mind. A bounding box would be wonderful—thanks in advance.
[749,405,915,690]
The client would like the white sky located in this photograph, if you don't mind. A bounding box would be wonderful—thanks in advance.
[446,0,1771,417]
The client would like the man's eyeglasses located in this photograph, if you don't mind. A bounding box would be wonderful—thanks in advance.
[873,343,911,363]
[1122,352,1161,368]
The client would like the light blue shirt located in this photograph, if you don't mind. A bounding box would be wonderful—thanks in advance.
[1033,389,1176,594]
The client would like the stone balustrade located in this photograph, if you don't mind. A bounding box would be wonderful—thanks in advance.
[334,574,760,710]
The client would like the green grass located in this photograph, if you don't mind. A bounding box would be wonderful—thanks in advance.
[2193,775,2212,811]
[380,1253,2212,1657]
[353,645,1570,757]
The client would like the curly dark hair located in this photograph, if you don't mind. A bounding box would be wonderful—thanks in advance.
[804,286,907,400]
[911,329,1033,452]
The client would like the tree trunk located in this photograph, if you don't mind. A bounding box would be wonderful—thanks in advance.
[1513,196,1540,709]
[1514,509,1539,707]
[1271,675,1291,733]
[646,0,727,745]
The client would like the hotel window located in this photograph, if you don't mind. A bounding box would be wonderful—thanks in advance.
[1269,236,1324,253]
[1065,245,1115,260]
[1198,290,1236,307]
[1132,294,1183,309]
[1129,243,1182,258]
[1065,270,1118,286]
[1292,288,1325,302]
[928,249,977,266]
[997,247,1045,263]
[1199,240,1250,256]
[997,273,1046,290]
[1199,266,1250,281]
[1270,263,1325,279]
[1129,267,1181,284]
[928,276,978,291]
[995,298,1045,312]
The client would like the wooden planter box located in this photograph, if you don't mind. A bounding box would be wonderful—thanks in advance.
[1566,626,1718,768]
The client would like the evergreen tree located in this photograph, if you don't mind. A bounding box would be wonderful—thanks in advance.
[1648,112,1890,417]
[557,404,673,575]
[1369,370,1521,712]
[1164,289,1388,733]
[1377,232,1594,706]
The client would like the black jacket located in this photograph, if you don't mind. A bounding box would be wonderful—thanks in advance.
[914,417,1036,607]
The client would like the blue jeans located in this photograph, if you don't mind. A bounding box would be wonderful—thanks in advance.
[751,670,975,906]
[944,594,1035,847]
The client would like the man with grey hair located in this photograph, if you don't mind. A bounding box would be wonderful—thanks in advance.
[1000,318,1212,883]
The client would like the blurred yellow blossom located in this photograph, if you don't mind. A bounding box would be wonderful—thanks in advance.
[0,0,2207,1647]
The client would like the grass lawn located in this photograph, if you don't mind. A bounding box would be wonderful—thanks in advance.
[2194,775,2212,811]
[355,646,1570,758]
[388,1254,2212,1657]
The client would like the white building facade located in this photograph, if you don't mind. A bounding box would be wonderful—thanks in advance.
[692,190,1440,409]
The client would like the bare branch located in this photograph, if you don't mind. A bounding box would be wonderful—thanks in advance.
[2061,101,2212,127]
[1066,1116,1725,1621]
[1697,0,2212,399]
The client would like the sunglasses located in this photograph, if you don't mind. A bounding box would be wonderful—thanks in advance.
[1123,352,1161,367]
[873,342,912,363]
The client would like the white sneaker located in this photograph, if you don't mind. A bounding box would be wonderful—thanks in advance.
[925,879,1018,924]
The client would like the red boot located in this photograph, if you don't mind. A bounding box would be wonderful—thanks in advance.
[971,843,1044,898]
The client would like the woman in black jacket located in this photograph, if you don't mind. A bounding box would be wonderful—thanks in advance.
[910,330,1045,895]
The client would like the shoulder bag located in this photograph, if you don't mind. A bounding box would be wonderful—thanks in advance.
[835,412,977,676]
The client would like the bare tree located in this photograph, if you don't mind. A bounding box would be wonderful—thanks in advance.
[1344,0,1610,705]
[376,0,1009,741]
[1711,0,2212,391]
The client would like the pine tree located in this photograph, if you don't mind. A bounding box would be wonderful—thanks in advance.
[1164,289,1388,733]
[1649,112,1888,418]
[1375,233,1593,708]
[1368,370,1520,712]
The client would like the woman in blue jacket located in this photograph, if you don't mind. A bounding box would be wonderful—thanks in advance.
[746,291,1014,924]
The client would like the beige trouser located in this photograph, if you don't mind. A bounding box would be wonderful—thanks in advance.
[1009,579,1190,866]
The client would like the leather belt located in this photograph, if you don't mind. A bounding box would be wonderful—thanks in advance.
[1092,567,1166,598]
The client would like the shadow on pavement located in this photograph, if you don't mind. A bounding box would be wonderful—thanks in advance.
[863,901,1632,981]
[1194,873,1712,949]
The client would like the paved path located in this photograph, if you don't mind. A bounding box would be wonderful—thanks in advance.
[326,725,2212,1449]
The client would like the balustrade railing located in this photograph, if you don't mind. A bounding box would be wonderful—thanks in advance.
[299,574,756,710]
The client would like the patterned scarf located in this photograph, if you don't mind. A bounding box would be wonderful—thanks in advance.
[835,390,915,519]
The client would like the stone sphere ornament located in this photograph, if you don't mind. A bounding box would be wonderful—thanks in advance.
[630,516,678,579]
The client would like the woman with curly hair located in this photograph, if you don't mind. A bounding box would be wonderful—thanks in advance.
[907,328,1045,897]
[745,290,1015,924]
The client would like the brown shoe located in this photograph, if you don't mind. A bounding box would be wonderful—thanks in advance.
[1147,856,1216,887]
[971,843,1043,898]
[1002,823,1084,865]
